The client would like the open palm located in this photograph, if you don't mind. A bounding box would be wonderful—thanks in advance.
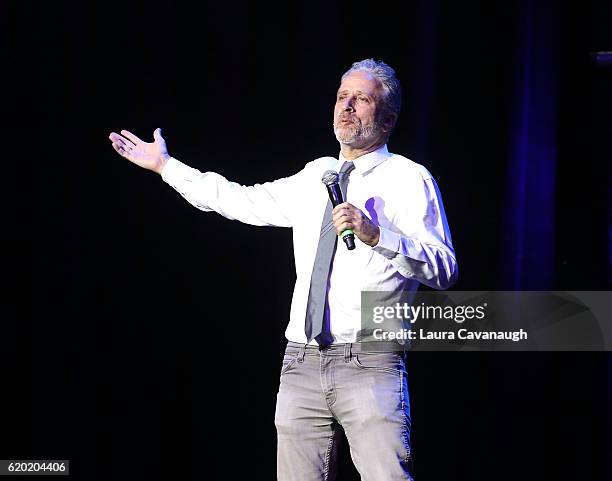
[109,128,169,174]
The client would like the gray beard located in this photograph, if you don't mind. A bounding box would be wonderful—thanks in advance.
[334,119,380,145]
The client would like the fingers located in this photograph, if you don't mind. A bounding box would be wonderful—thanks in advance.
[120,129,143,145]
[153,127,164,142]
[332,203,356,223]
[335,220,355,235]
[329,203,379,246]
[109,132,136,148]
[334,212,353,224]
[108,133,133,157]
[331,203,372,236]
[111,141,131,158]
[332,202,351,214]
[333,208,357,235]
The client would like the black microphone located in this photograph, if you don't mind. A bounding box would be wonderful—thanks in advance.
[321,170,355,250]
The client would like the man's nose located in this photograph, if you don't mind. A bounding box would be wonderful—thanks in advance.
[341,96,355,111]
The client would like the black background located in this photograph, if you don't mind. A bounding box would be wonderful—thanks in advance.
[5,0,612,479]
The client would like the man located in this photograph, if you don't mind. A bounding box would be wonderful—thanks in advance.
[109,59,457,480]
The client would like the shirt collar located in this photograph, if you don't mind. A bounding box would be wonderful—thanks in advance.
[338,144,390,175]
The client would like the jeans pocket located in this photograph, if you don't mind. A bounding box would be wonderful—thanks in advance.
[352,352,405,374]
[280,353,298,375]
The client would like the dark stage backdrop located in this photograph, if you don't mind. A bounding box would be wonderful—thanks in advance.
[6,0,611,479]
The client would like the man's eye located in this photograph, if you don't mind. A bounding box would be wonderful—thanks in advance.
[358,97,369,102]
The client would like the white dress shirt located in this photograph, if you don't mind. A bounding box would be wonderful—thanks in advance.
[161,144,458,344]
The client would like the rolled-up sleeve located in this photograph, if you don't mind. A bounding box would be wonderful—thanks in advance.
[373,175,458,290]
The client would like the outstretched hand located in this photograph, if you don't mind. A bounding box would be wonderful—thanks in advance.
[108,128,170,174]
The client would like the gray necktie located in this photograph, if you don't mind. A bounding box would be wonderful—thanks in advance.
[305,161,355,345]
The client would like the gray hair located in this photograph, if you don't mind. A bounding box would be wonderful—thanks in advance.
[341,58,402,119]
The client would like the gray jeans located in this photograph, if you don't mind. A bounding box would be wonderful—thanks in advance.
[275,341,414,480]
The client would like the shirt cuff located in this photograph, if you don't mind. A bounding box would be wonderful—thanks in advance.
[160,156,185,183]
[372,225,402,259]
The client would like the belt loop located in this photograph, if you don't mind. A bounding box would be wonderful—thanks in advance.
[344,343,352,363]
[298,343,306,362]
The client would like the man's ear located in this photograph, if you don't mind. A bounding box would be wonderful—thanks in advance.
[382,112,397,133]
